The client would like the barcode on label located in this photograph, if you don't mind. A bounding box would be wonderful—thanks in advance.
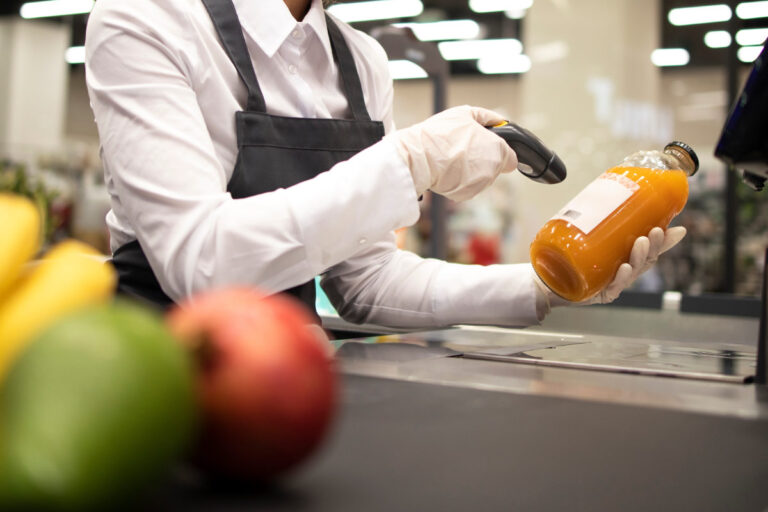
[550,172,639,234]
[562,209,581,220]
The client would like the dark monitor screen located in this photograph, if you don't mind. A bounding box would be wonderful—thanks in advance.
[715,38,768,190]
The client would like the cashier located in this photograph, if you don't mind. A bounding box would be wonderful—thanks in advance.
[84,0,685,327]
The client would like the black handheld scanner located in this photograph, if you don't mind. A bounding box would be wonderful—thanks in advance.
[488,121,567,184]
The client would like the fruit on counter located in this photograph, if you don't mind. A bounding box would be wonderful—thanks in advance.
[0,301,197,511]
[167,288,337,481]
[0,193,41,299]
[0,239,116,377]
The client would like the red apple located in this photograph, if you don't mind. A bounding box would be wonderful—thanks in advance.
[166,288,337,481]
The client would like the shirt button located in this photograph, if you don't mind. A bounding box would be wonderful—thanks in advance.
[359,238,367,245]
[288,64,297,74]
[292,29,301,39]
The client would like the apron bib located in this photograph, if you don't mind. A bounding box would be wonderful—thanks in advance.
[111,0,385,314]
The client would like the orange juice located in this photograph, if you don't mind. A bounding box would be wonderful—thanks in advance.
[530,142,698,302]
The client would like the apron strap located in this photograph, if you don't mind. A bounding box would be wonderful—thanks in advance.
[325,14,373,122]
[201,0,374,122]
[201,0,267,112]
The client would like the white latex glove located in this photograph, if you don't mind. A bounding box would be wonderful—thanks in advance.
[386,105,519,202]
[534,226,687,316]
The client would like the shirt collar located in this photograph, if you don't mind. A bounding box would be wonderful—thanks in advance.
[233,0,333,64]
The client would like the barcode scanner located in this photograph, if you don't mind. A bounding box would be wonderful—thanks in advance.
[488,121,567,184]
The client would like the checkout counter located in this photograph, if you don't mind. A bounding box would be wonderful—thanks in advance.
[147,41,768,511]
[149,297,768,511]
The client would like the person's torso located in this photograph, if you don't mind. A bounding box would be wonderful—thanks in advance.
[100,0,394,251]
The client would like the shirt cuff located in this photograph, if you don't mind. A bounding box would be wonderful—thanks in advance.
[433,262,541,327]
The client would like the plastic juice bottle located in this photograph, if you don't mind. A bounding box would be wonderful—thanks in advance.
[530,141,699,303]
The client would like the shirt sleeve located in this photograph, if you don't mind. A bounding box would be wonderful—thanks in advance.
[320,32,542,328]
[322,240,542,328]
[85,2,420,301]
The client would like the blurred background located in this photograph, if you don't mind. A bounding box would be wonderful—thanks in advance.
[0,0,766,297]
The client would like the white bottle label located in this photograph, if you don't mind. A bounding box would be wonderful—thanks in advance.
[551,172,640,234]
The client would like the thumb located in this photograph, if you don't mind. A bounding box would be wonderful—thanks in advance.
[468,106,507,127]
[660,226,687,254]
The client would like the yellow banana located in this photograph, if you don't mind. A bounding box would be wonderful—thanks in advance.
[0,193,41,300]
[0,239,117,377]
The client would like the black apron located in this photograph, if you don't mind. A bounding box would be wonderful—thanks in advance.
[110,0,385,313]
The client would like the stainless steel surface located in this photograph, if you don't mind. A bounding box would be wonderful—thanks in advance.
[330,307,768,420]
[528,304,759,345]
[454,326,754,383]
[462,352,750,383]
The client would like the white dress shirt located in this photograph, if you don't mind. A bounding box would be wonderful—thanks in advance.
[85,0,543,328]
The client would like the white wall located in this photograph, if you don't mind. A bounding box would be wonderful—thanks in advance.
[65,67,99,145]
[0,20,13,147]
[0,18,70,162]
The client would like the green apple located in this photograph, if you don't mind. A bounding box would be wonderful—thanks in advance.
[0,301,197,511]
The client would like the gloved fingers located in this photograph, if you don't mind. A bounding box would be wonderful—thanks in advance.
[457,106,520,173]
[601,263,634,303]
[391,104,520,202]
[659,225,687,254]
[628,235,650,270]
[466,105,508,126]
[470,119,519,174]
[497,142,519,174]
[645,226,666,264]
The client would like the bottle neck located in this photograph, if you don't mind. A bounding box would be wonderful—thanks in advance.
[663,147,697,176]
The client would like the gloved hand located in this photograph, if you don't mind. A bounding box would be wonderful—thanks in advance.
[386,105,519,202]
[534,226,687,316]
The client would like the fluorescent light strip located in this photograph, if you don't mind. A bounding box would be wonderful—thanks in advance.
[651,48,690,67]
[65,45,85,64]
[20,0,93,19]
[704,30,732,48]
[469,0,532,14]
[388,59,428,79]
[327,0,423,23]
[668,4,731,25]
[393,20,480,41]
[504,9,528,19]
[736,1,768,19]
[738,45,764,62]
[438,38,523,61]
[477,54,531,74]
[736,27,768,45]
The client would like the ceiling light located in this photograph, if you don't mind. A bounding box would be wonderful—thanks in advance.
[438,38,523,61]
[477,54,531,74]
[738,45,764,62]
[20,0,94,19]
[704,30,732,48]
[65,46,85,64]
[504,9,528,19]
[668,4,731,25]
[736,1,768,19]
[651,48,690,67]
[393,20,480,41]
[736,27,768,45]
[388,60,428,79]
[469,0,532,14]
[327,0,423,23]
